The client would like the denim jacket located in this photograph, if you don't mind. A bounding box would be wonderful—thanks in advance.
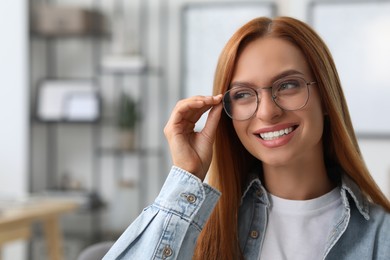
[103,166,390,259]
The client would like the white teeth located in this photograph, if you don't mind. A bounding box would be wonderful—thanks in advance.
[260,127,294,141]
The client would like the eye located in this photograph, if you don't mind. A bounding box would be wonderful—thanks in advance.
[230,88,256,101]
[275,79,302,95]
[279,80,299,90]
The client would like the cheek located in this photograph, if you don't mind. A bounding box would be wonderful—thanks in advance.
[232,121,248,144]
[232,121,260,159]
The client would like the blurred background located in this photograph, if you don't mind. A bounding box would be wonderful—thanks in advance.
[1,0,390,259]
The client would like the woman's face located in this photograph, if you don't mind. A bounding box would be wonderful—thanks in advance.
[231,37,324,168]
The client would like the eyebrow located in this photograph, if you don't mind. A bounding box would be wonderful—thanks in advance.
[270,69,305,82]
[230,69,305,88]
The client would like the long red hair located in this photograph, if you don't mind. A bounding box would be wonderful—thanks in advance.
[194,16,390,260]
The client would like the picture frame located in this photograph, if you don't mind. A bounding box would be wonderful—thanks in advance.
[309,0,390,137]
[36,79,101,123]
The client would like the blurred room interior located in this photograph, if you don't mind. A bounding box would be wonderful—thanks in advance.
[1,0,390,259]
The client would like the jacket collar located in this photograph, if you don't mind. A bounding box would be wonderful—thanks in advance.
[340,174,370,220]
[241,169,370,220]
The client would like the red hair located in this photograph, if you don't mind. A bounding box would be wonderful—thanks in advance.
[194,16,390,260]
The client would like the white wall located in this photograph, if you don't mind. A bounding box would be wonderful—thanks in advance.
[0,0,29,197]
[359,140,390,198]
[0,0,29,259]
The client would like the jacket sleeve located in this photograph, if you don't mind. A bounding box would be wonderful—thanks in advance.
[102,166,221,260]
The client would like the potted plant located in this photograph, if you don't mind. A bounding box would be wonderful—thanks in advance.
[117,93,138,150]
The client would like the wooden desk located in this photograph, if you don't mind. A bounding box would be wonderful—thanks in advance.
[0,198,78,260]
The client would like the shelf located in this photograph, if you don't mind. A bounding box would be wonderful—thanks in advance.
[35,189,105,212]
[96,147,163,157]
[30,32,110,39]
[32,118,101,125]
[97,66,162,76]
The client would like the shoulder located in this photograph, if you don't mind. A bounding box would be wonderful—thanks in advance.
[368,203,390,229]
[349,199,390,237]
[329,202,390,259]
[366,203,390,254]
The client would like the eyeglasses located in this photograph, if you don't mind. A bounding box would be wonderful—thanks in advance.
[223,76,317,121]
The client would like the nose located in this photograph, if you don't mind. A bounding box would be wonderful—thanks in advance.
[255,90,283,121]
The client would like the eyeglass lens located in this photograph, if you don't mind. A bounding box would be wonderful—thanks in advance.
[223,77,311,121]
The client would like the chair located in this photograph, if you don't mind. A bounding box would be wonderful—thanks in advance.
[77,241,115,260]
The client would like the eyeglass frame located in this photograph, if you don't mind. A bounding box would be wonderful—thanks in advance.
[222,75,317,121]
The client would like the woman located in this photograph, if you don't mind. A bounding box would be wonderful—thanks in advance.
[104,17,390,260]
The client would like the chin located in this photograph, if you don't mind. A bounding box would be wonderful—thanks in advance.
[256,150,296,168]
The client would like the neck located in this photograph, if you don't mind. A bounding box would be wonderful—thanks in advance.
[262,156,335,200]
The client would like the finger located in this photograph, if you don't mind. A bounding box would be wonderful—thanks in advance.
[169,96,220,126]
[200,96,223,143]
[178,95,223,127]
[165,101,203,139]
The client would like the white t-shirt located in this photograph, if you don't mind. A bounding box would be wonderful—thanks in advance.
[259,187,342,260]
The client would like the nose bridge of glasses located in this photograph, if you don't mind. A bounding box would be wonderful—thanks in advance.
[256,86,275,100]
[257,86,281,108]
[258,86,273,91]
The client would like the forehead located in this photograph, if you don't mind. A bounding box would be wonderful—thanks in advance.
[233,37,312,83]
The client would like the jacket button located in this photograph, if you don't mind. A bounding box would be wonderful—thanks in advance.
[181,193,197,204]
[180,193,198,204]
[250,230,259,239]
[187,194,197,203]
[163,245,173,257]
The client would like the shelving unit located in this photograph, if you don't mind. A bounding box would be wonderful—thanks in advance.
[94,66,165,211]
[29,1,167,256]
[30,34,106,248]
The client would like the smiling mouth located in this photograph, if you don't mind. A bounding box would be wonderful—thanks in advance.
[258,126,297,141]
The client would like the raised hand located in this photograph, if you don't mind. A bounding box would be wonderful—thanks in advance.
[164,95,223,181]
